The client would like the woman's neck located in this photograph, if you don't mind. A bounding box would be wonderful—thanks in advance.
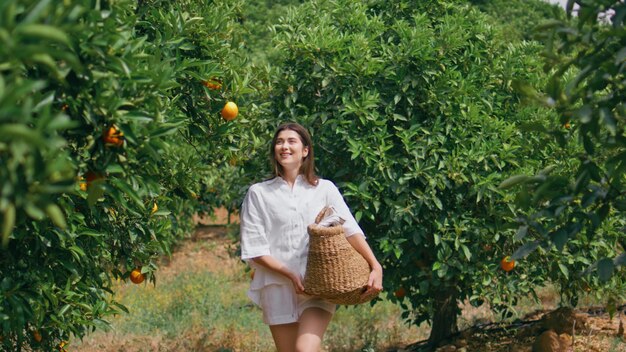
[281,169,300,188]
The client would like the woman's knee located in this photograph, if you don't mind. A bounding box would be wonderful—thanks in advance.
[295,308,333,352]
[295,335,322,352]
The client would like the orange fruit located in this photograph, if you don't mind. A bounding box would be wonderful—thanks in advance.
[78,177,87,191]
[202,77,222,90]
[202,81,222,90]
[151,202,158,215]
[102,125,124,147]
[564,122,571,129]
[85,171,99,183]
[500,256,515,272]
[32,330,42,343]
[130,268,145,284]
[221,101,238,121]
[394,287,406,299]
[84,171,103,190]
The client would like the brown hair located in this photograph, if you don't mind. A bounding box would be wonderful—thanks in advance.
[270,122,318,186]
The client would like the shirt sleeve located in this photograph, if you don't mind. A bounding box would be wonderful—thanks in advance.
[325,181,365,238]
[240,185,271,260]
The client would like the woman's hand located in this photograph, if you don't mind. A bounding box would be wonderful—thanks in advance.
[363,264,383,297]
[345,234,384,297]
[288,271,305,294]
[251,256,304,293]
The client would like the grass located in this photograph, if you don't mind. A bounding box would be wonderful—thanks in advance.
[112,270,275,350]
[72,227,423,351]
[71,226,625,352]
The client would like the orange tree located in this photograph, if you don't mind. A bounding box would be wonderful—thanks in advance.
[501,0,625,310]
[262,0,600,347]
[0,0,253,350]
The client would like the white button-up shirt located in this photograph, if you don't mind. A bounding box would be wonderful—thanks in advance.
[240,175,364,294]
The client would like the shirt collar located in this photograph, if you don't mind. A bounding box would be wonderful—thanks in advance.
[269,174,305,185]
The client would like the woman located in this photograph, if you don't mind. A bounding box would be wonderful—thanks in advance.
[240,122,383,352]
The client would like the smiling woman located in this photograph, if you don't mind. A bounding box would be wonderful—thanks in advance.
[239,122,383,352]
[274,129,310,175]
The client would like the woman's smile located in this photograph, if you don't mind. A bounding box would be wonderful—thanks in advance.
[274,130,308,169]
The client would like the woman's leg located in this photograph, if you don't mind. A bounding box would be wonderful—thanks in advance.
[270,323,299,352]
[295,307,333,352]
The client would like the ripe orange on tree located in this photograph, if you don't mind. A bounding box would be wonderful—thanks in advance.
[202,78,222,90]
[394,287,406,299]
[84,171,103,189]
[151,202,158,215]
[102,125,124,147]
[78,176,87,191]
[32,330,42,343]
[500,256,515,272]
[221,101,238,121]
[130,268,145,284]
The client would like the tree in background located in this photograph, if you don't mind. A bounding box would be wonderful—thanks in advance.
[262,0,585,347]
[502,0,625,311]
[470,0,565,41]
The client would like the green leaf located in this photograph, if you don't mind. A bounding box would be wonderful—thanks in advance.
[498,175,530,189]
[461,244,471,261]
[599,108,616,135]
[16,24,70,46]
[519,122,547,133]
[46,203,67,229]
[150,123,184,138]
[433,196,442,210]
[514,226,528,241]
[597,258,614,282]
[112,180,145,210]
[575,105,593,124]
[69,245,86,259]
[24,203,46,220]
[2,204,16,247]
[0,124,46,147]
[551,228,568,251]
[105,164,125,174]
[558,263,569,279]
[511,241,541,260]
[0,74,5,99]
[59,304,71,317]
[87,181,106,207]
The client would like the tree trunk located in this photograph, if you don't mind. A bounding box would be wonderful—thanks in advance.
[427,289,459,350]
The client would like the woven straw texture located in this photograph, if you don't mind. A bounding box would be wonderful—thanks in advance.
[303,207,377,305]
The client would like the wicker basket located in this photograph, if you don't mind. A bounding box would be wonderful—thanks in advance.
[303,206,377,305]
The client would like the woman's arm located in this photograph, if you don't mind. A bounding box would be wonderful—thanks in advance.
[251,255,305,294]
[346,234,383,296]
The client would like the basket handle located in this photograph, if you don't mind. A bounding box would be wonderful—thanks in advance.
[314,206,334,224]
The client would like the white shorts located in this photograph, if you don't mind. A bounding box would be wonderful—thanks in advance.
[256,284,336,325]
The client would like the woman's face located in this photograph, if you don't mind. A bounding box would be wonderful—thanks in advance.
[274,129,309,171]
